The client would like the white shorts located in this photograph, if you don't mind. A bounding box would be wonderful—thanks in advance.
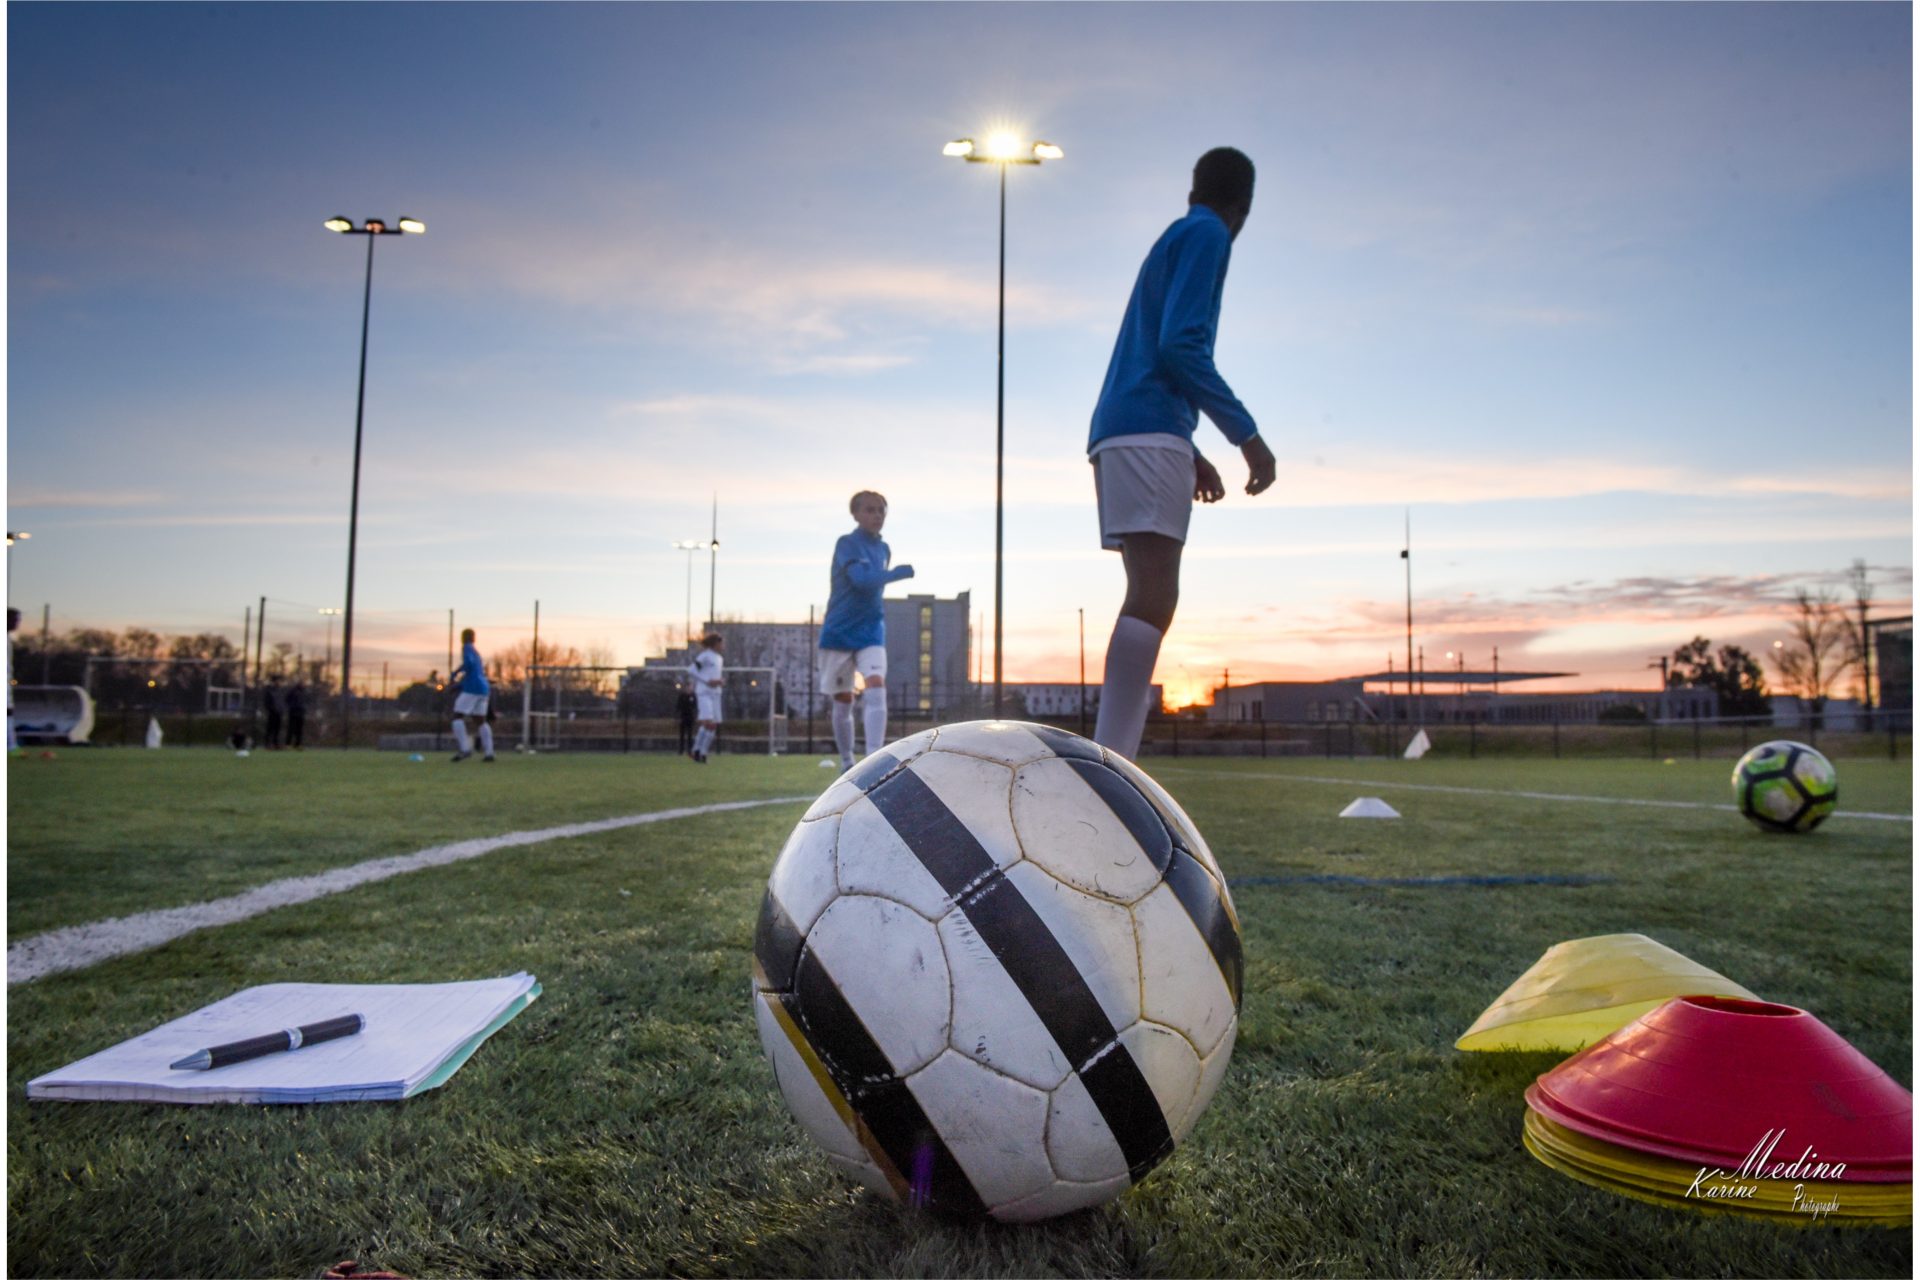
[696,690,724,722]
[1092,438,1194,551]
[453,692,490,718]
[818,645,888,697]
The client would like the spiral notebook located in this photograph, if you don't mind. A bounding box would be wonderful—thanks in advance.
[27,972,540,1104]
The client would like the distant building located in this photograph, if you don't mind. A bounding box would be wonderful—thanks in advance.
[1005,682,1165,720]
[646,591,974,717]
[884,592,972,717]
[1204,674,1721,724]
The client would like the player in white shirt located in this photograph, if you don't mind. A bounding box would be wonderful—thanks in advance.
[688,633,724,763]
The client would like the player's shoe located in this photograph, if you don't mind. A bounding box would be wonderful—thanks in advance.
[482,755,496,763]
[450,752,471,763]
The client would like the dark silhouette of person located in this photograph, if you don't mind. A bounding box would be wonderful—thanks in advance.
[286,680,307,749]
[263,675,286,748]
[676,685,696,754]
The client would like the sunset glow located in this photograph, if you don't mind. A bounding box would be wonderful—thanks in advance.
[6,5,1908,701]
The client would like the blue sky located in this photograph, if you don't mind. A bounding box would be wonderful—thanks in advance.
[8,2,1910,705]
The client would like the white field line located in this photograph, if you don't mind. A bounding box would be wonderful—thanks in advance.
[8,795,811,986]
[1152,768,1914,823]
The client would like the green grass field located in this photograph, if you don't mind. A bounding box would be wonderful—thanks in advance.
[7,746,1912,1278]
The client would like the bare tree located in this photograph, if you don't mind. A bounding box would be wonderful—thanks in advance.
[1846,559,1875,709]
[1768,587,1855,725]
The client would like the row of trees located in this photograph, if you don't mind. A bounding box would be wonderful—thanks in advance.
[1666,562,1889,719]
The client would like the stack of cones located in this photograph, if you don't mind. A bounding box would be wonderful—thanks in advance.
[1462,937,1911,1226]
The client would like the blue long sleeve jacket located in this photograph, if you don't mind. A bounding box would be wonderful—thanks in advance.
[454,643,490,695]
[1088,204,1257,452]
[819,529,910,651]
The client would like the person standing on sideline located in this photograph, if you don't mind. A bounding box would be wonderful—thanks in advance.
[676,683,697,755]
[6,607,19,753]
[263,675,286,749]
[1088,147,1276,760]
[285,679,307,749]
[688,633,724,763]
[449,628,495,762]
[817,491,914,771]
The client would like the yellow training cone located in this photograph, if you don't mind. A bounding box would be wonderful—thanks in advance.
[1456,933,1757,1052]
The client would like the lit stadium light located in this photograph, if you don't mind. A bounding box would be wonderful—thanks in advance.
[942,125,1061,715]
[323,211,423,747]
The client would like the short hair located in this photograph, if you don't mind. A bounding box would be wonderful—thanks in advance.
[1192,147,1255,209]
[849,490,887,515]
[461,628,475,643]
[702,632,724,648]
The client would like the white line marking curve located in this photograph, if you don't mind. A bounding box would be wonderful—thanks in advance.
[8,795,811,985]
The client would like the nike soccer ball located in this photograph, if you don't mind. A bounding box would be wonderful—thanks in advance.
[752,721,1242,1221]
[1732,740,1838,833]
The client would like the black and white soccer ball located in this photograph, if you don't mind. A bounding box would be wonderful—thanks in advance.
[1731,739,1838,833]
[752,720,1242,1221]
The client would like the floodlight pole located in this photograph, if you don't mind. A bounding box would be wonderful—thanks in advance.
[324,214,424,748]
[947,136,1058,719]
[339,230,375,746]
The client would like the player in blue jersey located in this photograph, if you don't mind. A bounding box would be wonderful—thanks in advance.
[818,491,914,771]
[449,628,495,762]
[1088,147,1277,761]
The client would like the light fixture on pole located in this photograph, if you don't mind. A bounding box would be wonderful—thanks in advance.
[323,214,425,746]
[944,131,1061,718]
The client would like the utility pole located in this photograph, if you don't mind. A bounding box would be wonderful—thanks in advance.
[708,494,719,631]
[1649,655,1670,719]
[255,597,267,685]
[242,605,251,691]
[532,600,541,684]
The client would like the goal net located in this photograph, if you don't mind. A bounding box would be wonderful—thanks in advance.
[522,664,785,754]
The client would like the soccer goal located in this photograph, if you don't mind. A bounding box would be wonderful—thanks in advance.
[522,664,784,754]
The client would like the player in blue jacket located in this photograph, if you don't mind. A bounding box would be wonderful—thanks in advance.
[818,490,914,770]
[449,628,495,763]
[1088,147,1277,760]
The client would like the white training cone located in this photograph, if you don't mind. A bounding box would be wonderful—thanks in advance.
[1403,729,1431,760]
[1340,797,1401,819]
[144,717,164,749]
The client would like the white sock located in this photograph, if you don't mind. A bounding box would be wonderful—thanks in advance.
[452,720,472,755]
[862,686,888,758]
[695,726,714,756]
[831,699,856,763]
[478,723,494,757]
[1093,615,1164,761]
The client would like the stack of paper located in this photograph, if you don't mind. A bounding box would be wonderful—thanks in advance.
[28,972,539,1104]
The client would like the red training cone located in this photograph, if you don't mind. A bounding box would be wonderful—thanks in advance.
[1526,995,1911,1183]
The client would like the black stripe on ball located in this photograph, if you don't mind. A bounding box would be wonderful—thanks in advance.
[866,767,1175,1184]
[784,955,988,1216]
[1062,757,1174,876]
[1023,722,1106,763]
[1164,847,1245,1010]
[753,890,806,993]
